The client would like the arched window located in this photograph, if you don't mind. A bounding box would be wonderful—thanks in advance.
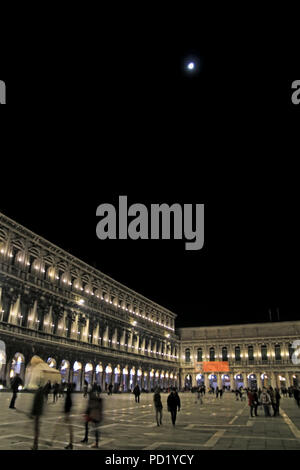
[209,347,215,362]
[248,345,254,361]
[197,348,202,362]
[185,348,191,363]
[235,346,241,362]
[261,344,268,361]
[222,347,228,361]
[275,344,281,361]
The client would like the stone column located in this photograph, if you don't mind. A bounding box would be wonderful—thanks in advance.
[217,373,222,388]
[204,373,209,390]
[257,373,262,389]
[120,330,126,349]
[140,337,146,355]
[230,373,235,390]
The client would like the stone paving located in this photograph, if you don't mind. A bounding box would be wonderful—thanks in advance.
[0,391,299,450]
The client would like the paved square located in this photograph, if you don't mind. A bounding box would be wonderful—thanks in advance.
[0,391,299,450]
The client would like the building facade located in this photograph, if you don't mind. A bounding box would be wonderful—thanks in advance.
[0,212,179,391]
[0,211,299,393]
[178,323,300,391]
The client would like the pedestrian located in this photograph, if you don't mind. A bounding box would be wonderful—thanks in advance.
[293,386,300,407]
[97,383,102,397]
[83,379,88,398]
[248,389,258,417]
[9,373,23,409]
[30,385,46,450]
[235,389,239,401]
[220,388,223,398]
[260,387,272,417]
[81,390,103,448]
[58,382,64,398]
[196,386,203,404]
[108,383,113,396]
[268,387,276,416]
[64,383,75,449]
[167,388,181,426]
[133,384,140,403]
[274,388,281,416]
[44,380,51,402]
[153,388,163,426]
[216,386,219,398]
[53,382,59,403]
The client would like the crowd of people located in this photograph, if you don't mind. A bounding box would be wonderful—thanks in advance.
[5,374,300,450]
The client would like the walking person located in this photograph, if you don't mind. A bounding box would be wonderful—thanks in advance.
[293,386,300,407]
[64,383,75,449]
[44,380,51,402]
[260,387,272,417]
[268,387,276,416]
[108,383,113,396]
[81,390,103,448]
[274,388,281,416]
[133,384,140,403]
[52,382,59,403]
[219,388,223,398]
[9,373,23,409]
[216,386,219,398]
[30,385,46,450]
[196,386,203,404]
[248,389,258,417]
[167,388,181,426]
[153,388,163,426]
[83,380,88,398]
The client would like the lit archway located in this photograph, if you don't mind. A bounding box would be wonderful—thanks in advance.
[208,374,217,390]
[196,373,204,386]
[248,373,257,390]
[60,360,70,383]
[10,353,25,384]
[234,373,244,389]
[185,374,192,390]
[221,374,230,389]
[261,373,268,388]
[84,363,93,385]
[73,361,82,390]
[129,367,136,390]
[95,364,103,387]
[137,369,142,388]
[122,367,128,392]
[105,365,112,390]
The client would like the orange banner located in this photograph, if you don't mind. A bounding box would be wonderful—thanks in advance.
[202,361,229,372]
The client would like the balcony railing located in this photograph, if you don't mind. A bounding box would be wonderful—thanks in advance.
[0,321,177,364]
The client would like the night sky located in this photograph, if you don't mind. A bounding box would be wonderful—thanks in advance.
[1,27,299,329]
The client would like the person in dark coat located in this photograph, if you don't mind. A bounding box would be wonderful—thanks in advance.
[44,380,51,402]
[108,383,113,395]
[81,391,103,447]
[30,385,46,450]
[274,388,281,416]
[83,379,88,398]
[133,384,140,403]
[153,388,163,426]
[293,387,300,407]
[9,373,23,409]
[52,382,59,403]
[167,388,181,426]
[64,383,74,449]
